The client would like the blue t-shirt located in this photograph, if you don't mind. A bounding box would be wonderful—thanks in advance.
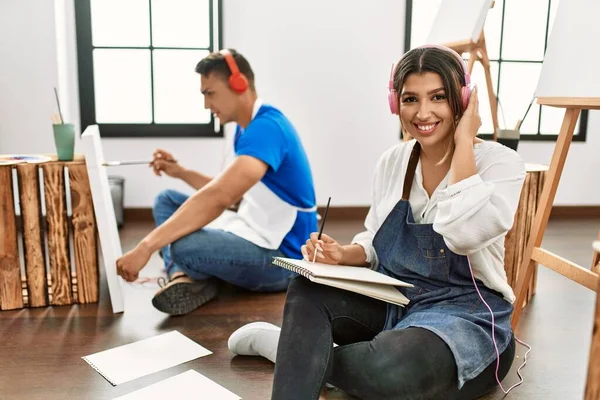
[234,104,317,259]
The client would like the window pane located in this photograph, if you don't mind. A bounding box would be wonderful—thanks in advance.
[93,49,152,123]
[470,61,499,134]
[540,105,581,135]
[515,104,540,136]
[498,62,542,134]
[483,0,503,60]
[90,0,149,47]
[151,0,211,48]
[410,0,443,48]
[501,0,548,61]
[153,50,211,123]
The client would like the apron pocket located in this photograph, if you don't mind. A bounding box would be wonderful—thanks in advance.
[415,236,449,281]
[416,236,446,259]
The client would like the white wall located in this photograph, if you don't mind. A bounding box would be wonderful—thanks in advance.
[222,0,404,205]
[0,0,598,207]
[0,0,59,154]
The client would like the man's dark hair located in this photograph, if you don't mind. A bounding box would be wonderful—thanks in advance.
[195,49,255,91]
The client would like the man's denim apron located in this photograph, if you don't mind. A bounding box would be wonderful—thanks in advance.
[373,141,513,388]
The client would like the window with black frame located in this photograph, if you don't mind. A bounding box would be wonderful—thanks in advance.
[404,0,587,142]
[75,0,222,138]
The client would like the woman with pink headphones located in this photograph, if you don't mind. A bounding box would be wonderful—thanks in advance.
[229,45,526,399]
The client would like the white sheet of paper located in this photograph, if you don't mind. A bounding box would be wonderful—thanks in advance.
[113,370,241,400]
[82,331,212,386]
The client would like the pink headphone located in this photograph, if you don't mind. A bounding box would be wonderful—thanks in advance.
[388,44,471,115]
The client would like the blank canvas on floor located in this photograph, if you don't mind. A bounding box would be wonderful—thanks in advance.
[113,370,241,400]
[82,329,212,386]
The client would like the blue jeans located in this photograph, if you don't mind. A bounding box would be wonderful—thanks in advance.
[152,189,295,291]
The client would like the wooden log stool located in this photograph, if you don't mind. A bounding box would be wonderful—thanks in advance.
[504,164,548,307]
[0,155,98,310]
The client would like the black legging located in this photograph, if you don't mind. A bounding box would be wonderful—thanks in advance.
[272,276,515,400]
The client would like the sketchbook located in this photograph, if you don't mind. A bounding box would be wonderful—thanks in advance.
[271,257,412,306]
[113,370,241,400]
[82,331,212,386]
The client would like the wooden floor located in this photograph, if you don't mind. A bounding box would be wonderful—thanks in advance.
[0,218,598,399]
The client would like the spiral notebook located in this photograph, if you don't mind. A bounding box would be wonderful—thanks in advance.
[82,331,212,386]
[271,257,413,306]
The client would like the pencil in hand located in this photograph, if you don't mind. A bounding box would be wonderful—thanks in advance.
[312,196,331,263]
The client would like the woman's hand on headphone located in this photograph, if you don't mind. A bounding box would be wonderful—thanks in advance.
[454,85,481,145]
[301,233,344,265]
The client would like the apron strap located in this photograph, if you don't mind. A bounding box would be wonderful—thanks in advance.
[401,141,421,200]
[296,205,317,213]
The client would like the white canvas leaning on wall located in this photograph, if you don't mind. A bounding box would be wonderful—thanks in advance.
[535,0,600,99]
[426,0,493,46]
[81,125,125,313]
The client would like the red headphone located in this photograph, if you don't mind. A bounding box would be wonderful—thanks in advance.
[388,44,472,115]
[220,49,249,94]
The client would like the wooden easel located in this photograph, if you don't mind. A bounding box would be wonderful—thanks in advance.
[443,30,499,141]
[592,235,600,274]
[510,98,600,399]
[437,1,499,141]
[425,1,499,140]
[590,240,600,399]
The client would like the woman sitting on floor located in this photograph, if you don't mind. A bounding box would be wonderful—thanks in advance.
[227,44,526,400]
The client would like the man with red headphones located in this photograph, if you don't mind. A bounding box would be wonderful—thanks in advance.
[116,49,318,316]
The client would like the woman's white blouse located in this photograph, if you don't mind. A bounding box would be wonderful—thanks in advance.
[352,139,526,303]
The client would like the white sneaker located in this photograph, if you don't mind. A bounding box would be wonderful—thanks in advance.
[227,322,281,363]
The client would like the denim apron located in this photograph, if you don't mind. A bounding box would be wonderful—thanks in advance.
[373,142,513,388]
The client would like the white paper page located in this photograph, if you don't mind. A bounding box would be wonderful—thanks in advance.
[313,277,409,306]
[113,370,241,400]
[83,331,212,386]
[273,258,413,287]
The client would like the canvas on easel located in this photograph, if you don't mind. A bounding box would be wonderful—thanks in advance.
[81,125,125,313]
[508,0,600,397]
[425,0,499,140]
